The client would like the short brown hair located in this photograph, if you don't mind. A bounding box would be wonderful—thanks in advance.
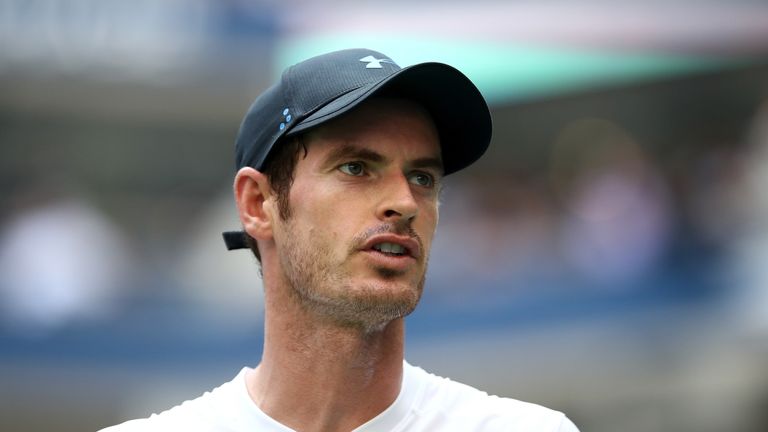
[245,135,307,263]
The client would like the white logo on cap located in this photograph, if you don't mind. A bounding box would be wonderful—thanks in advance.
[359,55,394,69]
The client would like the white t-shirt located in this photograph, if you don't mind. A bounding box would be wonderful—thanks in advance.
[101,362,579,431]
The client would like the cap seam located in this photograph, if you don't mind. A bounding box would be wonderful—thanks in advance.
[282,65,295,109]
[292,83,367,129]
[289,65,416,132]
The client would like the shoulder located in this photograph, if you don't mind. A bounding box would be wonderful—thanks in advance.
[98,369,250,432]
[405,363,579,432]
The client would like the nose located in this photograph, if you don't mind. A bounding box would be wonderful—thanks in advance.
[377,173,418,223]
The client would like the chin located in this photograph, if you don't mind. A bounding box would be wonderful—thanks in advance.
[322,278,423,332]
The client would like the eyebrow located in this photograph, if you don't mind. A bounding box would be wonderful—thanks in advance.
[325,144,444,174]
[411,157,444,175]
[326,145,385,165]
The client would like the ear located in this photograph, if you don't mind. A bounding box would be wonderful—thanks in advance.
[234,167,276,242]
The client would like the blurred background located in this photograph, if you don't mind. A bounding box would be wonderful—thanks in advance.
[1,1,768,431]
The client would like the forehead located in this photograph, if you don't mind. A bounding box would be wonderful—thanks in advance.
[302,98,441,161]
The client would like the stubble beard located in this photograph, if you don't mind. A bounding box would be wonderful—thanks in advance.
[277,217,426,333]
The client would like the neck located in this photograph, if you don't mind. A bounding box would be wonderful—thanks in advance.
[246,264,406,432]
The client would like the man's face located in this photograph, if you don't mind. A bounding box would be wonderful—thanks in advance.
[270,98,442,331]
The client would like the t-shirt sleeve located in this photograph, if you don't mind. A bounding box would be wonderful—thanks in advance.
[557,415,580,432]
[97,418,157,432]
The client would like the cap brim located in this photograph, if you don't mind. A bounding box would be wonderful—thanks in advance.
[286,62,492,175]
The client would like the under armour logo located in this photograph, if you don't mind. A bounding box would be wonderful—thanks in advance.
[359,55,394,69]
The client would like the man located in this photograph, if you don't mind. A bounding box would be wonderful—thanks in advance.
[102,48,579,431]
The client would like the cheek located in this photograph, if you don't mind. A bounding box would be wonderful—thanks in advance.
[418,206,439,249]
[289,182,350,244]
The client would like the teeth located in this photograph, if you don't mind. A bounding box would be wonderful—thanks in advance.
[374,242,406,254]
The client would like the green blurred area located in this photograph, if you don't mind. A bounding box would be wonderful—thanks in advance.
[278,34,748,103]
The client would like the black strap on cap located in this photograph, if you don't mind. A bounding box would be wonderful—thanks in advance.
[222,231,250,250]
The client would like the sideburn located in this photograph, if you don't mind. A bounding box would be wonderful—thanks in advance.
[276,193,292,221]
[266,135,309,221]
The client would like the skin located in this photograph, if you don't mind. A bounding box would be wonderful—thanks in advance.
[233,98,443,432]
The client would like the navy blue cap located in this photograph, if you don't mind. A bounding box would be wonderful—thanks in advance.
[224,48,492,250]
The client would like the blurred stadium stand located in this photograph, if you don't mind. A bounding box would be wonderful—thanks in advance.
[1,1,768,431]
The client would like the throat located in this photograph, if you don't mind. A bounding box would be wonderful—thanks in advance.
[254,319,406,432]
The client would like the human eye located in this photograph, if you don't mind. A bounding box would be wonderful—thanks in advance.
[408,171,435,188]
[338,161,365,176]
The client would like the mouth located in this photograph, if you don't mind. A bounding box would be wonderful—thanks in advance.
[372,242,408,256]
[361,234,421,261]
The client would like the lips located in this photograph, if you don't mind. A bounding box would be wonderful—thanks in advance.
[361,234,421,260]
[372,242,407,255]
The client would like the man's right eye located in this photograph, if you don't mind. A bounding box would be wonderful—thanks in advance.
[338,162,365,176]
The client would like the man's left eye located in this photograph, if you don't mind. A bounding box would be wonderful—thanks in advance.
[339,162,365,176]
[409,172,434,187]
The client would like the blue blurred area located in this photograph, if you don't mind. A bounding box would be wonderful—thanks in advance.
[0,244,722,364]
[1,2,768,432]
